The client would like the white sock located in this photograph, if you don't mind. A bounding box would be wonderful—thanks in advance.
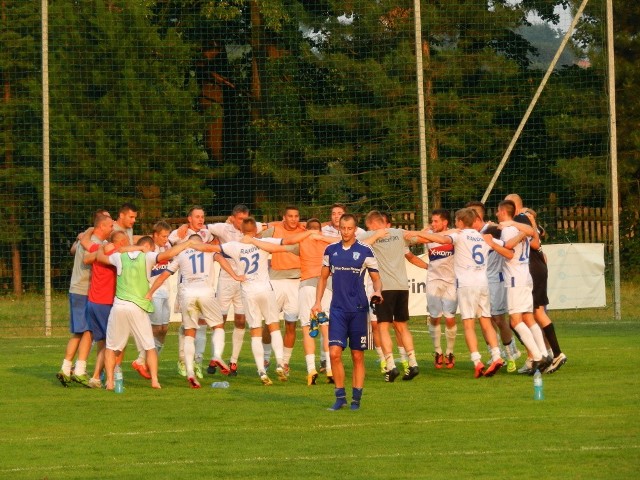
[513,323,542,360]
[407,350,418,368]
[445,325,457,355]
[384,353,396,370]
[320,340,326,362]
[283,346,293,365]
[398,346,408,362]
[270,329,285,365]
[136,351,146,365]
[470,351,482,365]
[529,324,548,357]
[61,359,73,376]
[324,350,332,373]
[375,346,385,362]
[230,328,245,363]
[305,354,316,374]
[251,337,265,373]
[178,325,185,361]
[429,323,442,353]
[74,360,87,376]
[195,325,206,363]
[184,336,195,377]
[213,328,225,360]
[263,343,272,362]
[490,346,502,362]
[154,337,164,354]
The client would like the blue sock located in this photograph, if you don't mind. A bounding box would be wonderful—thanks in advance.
[328,387,347,411]
[351,387,363,410]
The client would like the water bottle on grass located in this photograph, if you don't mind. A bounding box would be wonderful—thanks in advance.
[533,370,544,400]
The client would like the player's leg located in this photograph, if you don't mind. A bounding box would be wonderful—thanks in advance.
[327,309,348,410]
[298,284,320,384]
[443,282,458,368]
[128,307,162,389]
[427,281,445,367]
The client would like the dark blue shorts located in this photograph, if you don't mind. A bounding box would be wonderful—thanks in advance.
[87,301,112,342]
[68,293,89,334]
[328,308,370,351]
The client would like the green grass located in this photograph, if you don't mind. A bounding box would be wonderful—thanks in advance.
[0,311,639,479]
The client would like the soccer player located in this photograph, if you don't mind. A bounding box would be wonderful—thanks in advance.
[82,226,130,388]
[319,203,365,372]
[168,206,215,378]
[423,209,458,369]
[466,201,520,372]
[505,194,567,374]
[147,235,244,388]
[259,205,306,375]
[129,221,174,377]
[113,202,139,244]
[358,210,420,382]
[56,211,109,387]
[98,236,195,390]
[205,204,261,376]
[313,213,382,410]
[285,218,337,384]
[410,208,504,378]
[219,217,297,385]
[484,200,549,374]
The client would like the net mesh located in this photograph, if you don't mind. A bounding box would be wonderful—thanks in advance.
[0,0,611,333]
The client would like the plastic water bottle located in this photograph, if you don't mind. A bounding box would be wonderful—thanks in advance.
[533,370,544,400]
[114,365,124,394]
[211,381,230,389]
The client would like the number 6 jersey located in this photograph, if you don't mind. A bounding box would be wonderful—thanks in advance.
[446,229,496,288]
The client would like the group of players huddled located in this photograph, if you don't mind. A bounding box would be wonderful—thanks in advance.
[57,195,567,411]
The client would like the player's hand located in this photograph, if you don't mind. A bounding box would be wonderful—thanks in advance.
[370,292,383,304]
[144,292,153,300]
[311,303,322,315]
[177,224,189,239]
[235,274,247,283]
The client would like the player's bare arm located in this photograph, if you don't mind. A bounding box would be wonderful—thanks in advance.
[214,253,247,283]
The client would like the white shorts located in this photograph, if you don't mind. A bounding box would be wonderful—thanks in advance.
[457,285,490,320]
[149,296,171,326]
[298,285,331,327]
[242,290,279,329]
[180,288,223,330]
[489,281,508,316]
[507,285,534,315]
[216,277,244,315]
[106,300,155,352]
[426,279,457,318]
[271,278,300,322]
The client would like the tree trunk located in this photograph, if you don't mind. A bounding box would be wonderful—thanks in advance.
[423,38,441,209]
[3,67,23,297]
[250,0,263,122]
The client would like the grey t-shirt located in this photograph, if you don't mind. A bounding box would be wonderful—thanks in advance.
[358,228,410,291]
[68,234,102,295]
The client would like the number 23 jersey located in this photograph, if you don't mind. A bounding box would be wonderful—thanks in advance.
[220,238,283,294]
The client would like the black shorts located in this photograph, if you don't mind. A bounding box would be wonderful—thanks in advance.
[375,290,409,322]
[529,252,549,308]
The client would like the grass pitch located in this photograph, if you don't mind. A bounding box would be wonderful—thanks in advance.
[0,308,639,479]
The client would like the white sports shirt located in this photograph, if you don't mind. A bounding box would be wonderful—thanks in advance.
[166,247,217,292]
[220,238,282,294]
[500,225,533,287]
[447,229,492,288]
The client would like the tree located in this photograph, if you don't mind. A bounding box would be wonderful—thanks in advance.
[0,1,42,295]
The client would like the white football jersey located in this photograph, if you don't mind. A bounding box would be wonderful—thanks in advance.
[221,238,282,294]
[501,226,533,287]
[166,247,217,291]
[168,227,213,246]
[447,229,491,288]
